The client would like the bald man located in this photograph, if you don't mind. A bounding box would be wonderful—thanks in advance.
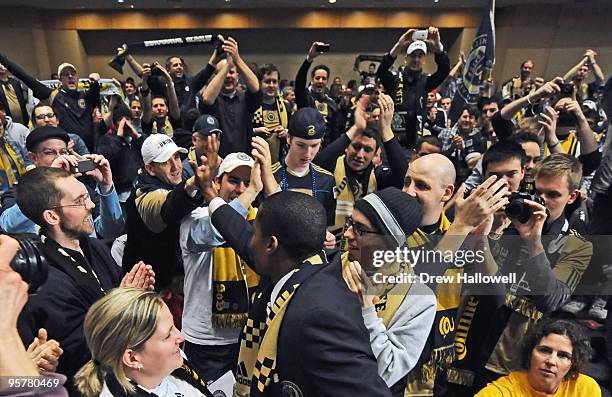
[403,153,455,227]
[401,153,509,395]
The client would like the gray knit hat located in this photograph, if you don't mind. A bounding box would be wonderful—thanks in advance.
[354,187,423,246]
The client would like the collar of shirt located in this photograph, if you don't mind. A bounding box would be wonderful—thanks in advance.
[220,90,237,100]
[267,269,296,316]
[137,376,181,397]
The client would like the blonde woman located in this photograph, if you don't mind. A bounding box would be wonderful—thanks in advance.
[75,287,212,397]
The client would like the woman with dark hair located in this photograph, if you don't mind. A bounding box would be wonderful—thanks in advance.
[476,319,601,396]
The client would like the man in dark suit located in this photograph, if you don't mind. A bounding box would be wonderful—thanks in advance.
[197,154,390,396]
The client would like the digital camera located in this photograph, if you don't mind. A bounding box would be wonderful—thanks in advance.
[505,179,545,223]
[8,233,49,293]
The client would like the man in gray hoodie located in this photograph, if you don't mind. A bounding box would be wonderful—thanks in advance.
[342,187,437,397]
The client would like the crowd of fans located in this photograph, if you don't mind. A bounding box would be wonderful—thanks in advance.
[0,25,611,397]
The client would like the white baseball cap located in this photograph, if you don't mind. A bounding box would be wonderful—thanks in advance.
[57,63,77,76]
[407,41,428,55]
[217,152,254,176]
[141,134,187,165]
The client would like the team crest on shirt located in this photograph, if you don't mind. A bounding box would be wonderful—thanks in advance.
[78,98,86,109]
[280,381,303,397]
[212,391,226,397]
[263,109,280,128]
[315,100,328,117]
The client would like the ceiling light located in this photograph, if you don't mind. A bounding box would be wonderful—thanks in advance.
[329,0,336,3]
[117,0,124,2]
[129,4,134,7]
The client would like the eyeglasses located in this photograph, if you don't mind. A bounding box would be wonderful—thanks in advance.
[37,149,69,157]
[48,193,92,210]
[35,113,56,120]
[344,217,382,237]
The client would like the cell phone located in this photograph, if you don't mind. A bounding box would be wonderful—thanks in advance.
[70,159,96,174]
[412,30,428,41]
[559,82,574,98]
[315,43,330,53]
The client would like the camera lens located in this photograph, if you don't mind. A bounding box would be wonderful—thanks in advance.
[505,199,533,224]
[8,234,49,294]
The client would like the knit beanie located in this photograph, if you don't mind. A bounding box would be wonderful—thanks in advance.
[354,187,423,246]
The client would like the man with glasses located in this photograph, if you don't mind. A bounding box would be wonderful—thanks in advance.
[32,104,89,156]
[342,187,436,397]
[14,166,154,394]
[0,125,123,238]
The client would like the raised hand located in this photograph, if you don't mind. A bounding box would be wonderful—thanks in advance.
[306,41,328,63]
[191,154,218,201]
[377,93,395,133]
[533,77,563,100]
[85,154,113,194]
[222,37,241,64]
[454,176,510,231]
[425,26,442,52]
[120,261,155,291]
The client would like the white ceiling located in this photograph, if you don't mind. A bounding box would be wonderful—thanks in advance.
[0,0,591,10]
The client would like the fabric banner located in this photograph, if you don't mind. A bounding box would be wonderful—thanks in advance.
[40,78,123,97]
[449,0,496,124]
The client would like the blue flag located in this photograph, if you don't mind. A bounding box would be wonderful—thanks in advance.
[449,0,495,124]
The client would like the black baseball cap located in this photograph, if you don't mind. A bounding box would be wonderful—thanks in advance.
[192,114,222,137]
[288,107,326,140]
[26,126,70,152]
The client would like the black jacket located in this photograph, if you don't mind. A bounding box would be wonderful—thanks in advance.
[52,84,100,152]
[315,133,409,190]
[211,203,392,397]
[377,52,450,148]
[18,236,121,393]
[123,173,202,290]
[96,133,145,195]
[0,77,29,125]
[295,59,342,142]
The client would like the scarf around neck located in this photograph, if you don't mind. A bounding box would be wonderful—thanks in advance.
[212,206,260,328]
[234,253,326,396]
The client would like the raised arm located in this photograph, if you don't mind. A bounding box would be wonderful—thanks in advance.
[201,58,230,106]
[140,64,153,124]
[500,77,562,121]
[193,146,258,267]
[0,52,53,100]
[116,45,145,77]
[585,49,604,84]
[565,98,598,156]
[155,65,180,120]
[223,37,259,93]
[423,27,450,92]
[448,52,465,79]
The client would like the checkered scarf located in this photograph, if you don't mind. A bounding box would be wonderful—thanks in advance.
[234,253,325,396]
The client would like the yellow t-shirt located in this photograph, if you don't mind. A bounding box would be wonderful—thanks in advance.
[475,371,601,397]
